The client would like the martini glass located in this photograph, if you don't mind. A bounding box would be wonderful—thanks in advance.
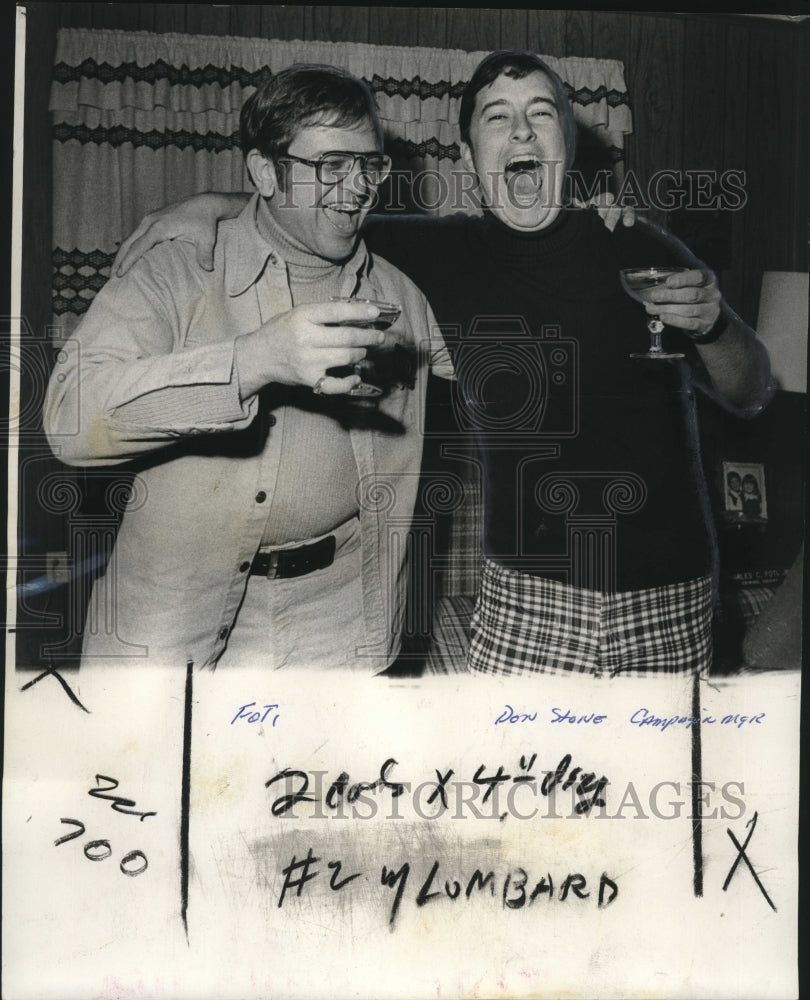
[620,266,688,360]
[328,297,402,397]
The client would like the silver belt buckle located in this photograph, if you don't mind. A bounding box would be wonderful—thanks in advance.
[265,551,281,579]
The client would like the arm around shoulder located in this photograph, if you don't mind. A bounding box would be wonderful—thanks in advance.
[113,192,250,276]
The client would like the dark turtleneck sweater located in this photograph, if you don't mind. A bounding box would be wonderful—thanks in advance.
[363,206,713,591]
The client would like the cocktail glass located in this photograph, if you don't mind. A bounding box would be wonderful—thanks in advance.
[328,297,402,396]
[620,267,689,360]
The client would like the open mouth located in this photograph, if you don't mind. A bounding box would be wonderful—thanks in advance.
[504,155,543,206]
[323,202,364,233]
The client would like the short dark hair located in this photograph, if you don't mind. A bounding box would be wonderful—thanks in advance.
[459,50,577,170]
[240,63,383,167]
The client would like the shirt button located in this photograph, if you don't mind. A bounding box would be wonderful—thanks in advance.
[239,561,250,572]
[218,626,230,640]
[255,490,267,503]
[267,414,277,427]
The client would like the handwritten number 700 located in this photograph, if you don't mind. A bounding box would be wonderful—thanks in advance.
[54,818,148,876]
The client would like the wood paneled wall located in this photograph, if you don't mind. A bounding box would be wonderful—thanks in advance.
[22,4,809,331]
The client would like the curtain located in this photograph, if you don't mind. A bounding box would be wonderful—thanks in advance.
[50,28,633,335]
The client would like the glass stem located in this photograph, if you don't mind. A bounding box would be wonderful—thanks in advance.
[649,321,663,353]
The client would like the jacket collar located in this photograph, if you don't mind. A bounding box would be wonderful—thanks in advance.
[225,193,372,297]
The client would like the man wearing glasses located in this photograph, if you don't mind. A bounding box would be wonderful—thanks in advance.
[44,64,453,673]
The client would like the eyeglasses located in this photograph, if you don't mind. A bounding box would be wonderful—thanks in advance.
[279,150,392,186]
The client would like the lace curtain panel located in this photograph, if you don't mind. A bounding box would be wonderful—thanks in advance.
[50,28,633,333]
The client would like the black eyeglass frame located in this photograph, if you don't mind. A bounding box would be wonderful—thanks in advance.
[277,150,393,185]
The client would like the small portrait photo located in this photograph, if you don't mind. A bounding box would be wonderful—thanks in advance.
[722,461,768,522]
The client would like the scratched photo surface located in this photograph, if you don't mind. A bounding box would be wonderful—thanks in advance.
[5,5,806,1000]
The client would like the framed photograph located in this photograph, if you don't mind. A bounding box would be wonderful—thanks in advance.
[722,460,768,522]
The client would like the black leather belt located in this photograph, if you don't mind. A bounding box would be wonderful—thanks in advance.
[249,535,337,580]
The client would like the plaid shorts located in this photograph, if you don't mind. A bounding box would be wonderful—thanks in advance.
[467,559,713,678]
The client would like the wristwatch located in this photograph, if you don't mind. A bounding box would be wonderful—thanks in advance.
[687,318,728,344]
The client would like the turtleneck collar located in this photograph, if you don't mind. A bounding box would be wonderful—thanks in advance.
[258,198,344,282]
[225,194,372,299]
[477,204,586,268]
[471,204,625,303]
